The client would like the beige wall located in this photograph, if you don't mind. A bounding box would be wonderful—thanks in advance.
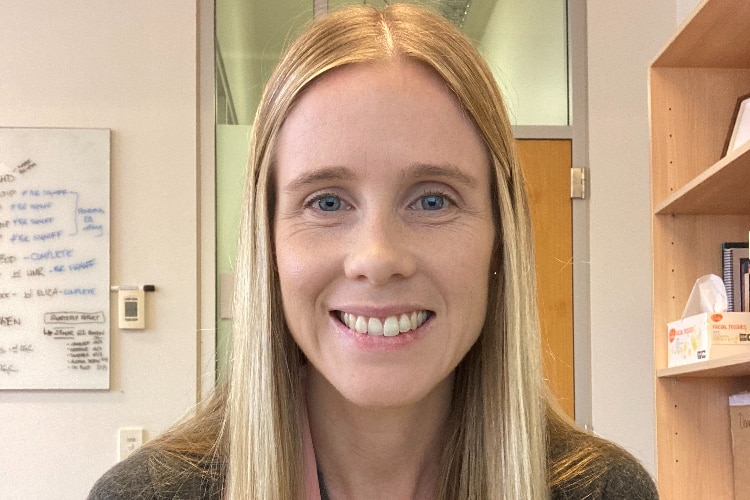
[587,1,676,474]
[0,1,204,498]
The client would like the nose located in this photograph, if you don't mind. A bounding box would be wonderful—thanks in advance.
[343,213,417,285]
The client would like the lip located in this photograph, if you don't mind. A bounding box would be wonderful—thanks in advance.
[331,303,432,318]
[329,309,433,351]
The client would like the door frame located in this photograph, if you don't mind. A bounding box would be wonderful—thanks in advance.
[513,0,590,430]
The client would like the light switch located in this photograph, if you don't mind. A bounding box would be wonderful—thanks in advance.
[118,427,145,461]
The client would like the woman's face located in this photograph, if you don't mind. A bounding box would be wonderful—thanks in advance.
[274,59,495,408]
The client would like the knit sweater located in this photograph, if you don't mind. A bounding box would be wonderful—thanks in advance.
[88,442,658,499]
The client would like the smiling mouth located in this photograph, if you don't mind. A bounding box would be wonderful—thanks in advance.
[336,310,431,337]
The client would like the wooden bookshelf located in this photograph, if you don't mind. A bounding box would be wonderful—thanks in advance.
[650,0,750,498]
[657,352,750,379]
[654,141,750,215]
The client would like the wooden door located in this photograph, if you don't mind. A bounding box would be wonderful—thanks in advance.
[516,139,574,418]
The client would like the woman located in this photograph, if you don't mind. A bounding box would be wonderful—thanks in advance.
[89,4,658,499]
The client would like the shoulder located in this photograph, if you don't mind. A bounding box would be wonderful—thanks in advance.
[548,428,658,499]
[87,448,155,499]
[87,447,223,500]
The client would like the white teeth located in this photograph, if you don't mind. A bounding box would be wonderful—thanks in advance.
[383,316,400,337]
[368,317,384,336]
[338,310,429,337]
[398,313,411,333]
[355,315,368,334]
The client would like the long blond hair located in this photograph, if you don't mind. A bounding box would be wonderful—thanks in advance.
[146,5,644,499]
[224,4,548,498]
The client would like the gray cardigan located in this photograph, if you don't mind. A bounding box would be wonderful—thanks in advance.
[88,444,658,499]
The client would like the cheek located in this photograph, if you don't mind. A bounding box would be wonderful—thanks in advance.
[445,224,494,283]
[275,243,307,307]
[274,230,335,313]
[275,246,313,349]
[275,220,308,281]
[440,224,494,323]
[276,248,307,283]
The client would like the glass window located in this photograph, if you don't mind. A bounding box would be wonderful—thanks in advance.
[214,0,314,376]
[329,0,569,126]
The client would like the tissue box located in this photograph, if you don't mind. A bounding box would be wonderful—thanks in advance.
[667,312,750,367]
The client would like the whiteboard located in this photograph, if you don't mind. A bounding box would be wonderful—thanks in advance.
[0,128,110,389]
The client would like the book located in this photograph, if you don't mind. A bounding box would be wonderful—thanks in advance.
[723,242,749,312]
[744,270,749,312]
[723,93,750,155]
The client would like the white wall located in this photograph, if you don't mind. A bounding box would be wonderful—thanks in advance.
[0,1,203,498]
[587,1,676,474]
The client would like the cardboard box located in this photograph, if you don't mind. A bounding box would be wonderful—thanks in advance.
[730,392,750,500]
[667,312,750,367]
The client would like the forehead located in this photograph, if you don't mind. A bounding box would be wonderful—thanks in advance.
[288,58,466,127]
[274,58,490,182]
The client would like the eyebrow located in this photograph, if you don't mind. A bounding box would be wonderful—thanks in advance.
[282,162,480,192]
[407,163,479,189]
[283,166,354,193]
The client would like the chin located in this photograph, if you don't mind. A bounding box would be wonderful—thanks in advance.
[328,369,451,411]
[343,388,423,410]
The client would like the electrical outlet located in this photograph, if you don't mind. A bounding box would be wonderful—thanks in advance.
[118,427,145,461]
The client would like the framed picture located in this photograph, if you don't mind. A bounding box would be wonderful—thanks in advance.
[723,93,750,156]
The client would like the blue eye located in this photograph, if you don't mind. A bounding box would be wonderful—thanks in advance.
[420,194,445,210]
[316,195,341,211]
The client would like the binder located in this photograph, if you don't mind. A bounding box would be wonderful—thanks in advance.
[722,242,749,312]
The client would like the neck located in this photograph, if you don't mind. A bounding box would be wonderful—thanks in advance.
[305,367,453,500]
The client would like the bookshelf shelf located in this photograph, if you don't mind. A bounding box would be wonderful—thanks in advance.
[654,142,750,216]
[650,0,750,498]
[652,0,750,69]
[657,353,750,379]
